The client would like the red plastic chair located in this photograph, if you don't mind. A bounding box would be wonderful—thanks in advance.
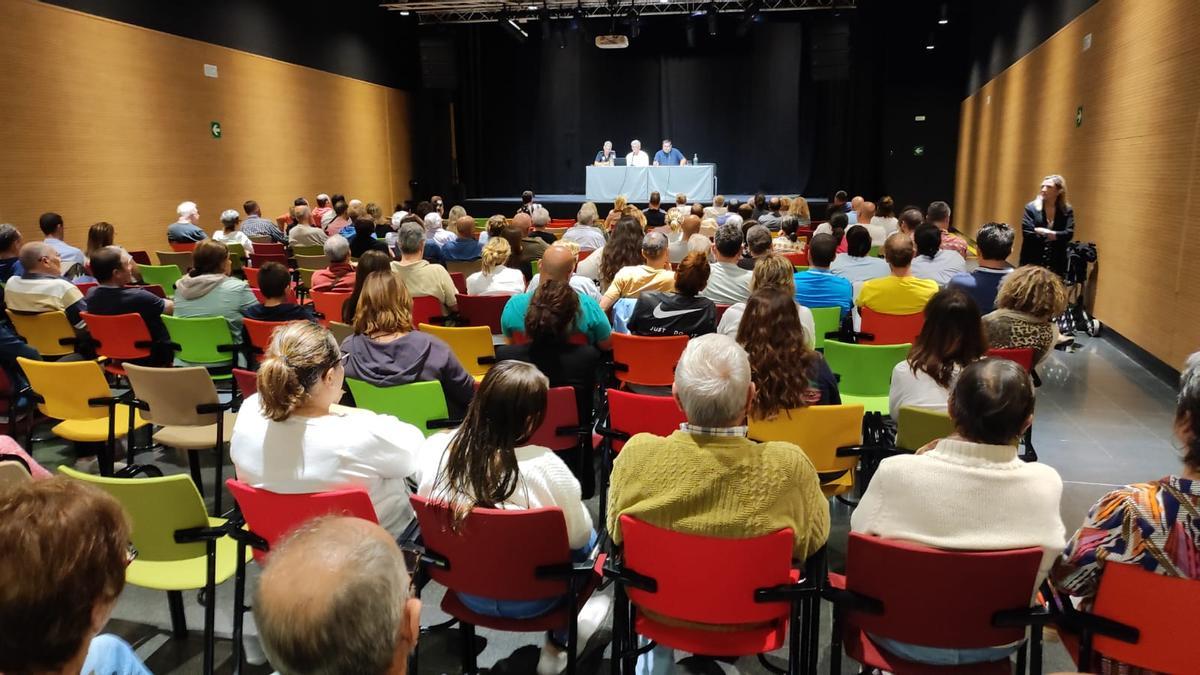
[606,517,816,674]
[455,293,511,334]
[596,389,687,526]
[133,284,166,299]
[225,480,378,666]
[450,271,468,295]
[242,266,260,286]
[528,386,586,453]
[129,250,152,266]
[242,318,292,361]
[858,307,925,345]
[408,495,605,675]
[252,252,289,268]
[81,312,156,376]
[253,242,286,257]
[309,291,351,327]
[509,330,589,346]
[715,304,731,324]
[827,532,1048,675]
[232,368,257,399]
[986,347,1034,372]
[783,251,809,267]
[611,333,689,388]
[74,281,98,296]
[411,295,444,327]
[169,241,197,252]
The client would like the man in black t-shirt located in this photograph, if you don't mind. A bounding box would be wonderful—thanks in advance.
[642,192,667,229]
[86,247,174,365]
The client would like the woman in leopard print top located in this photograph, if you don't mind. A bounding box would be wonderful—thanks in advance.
[982,265,1067,364]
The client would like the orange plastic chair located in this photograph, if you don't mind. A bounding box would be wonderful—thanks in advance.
[253,242,286,257]
[611,334,689,388]
[81,312,156,375]
[509,331,589,346]
[783,251,809,267]
[252,252,289,268]
[232,368,257,399]
[243,266,261,286]
[455,293,510,334]
[242,318,293,361]
[249,287,299,306]
[450,272,468,295]
[309,291,351,327]
[858,307,925,345]
[412,295,444,327]
[169,241,197,252]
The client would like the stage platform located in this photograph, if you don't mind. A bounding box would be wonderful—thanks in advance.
[462,194,828,220]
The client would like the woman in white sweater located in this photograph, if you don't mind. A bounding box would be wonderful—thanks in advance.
[853,358,1065,667]
[888,288,988,415]
[418,361,606,675]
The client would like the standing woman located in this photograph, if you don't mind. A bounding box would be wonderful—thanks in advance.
[1019,175,1074,273]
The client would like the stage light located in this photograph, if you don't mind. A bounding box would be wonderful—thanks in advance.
[706,2,719,36]
[938,3,949,24]
[399,10,410,15]
[501,14,530,43]
[925,32,935,50]
[685,16,697,47]
[626,6,641,39]
[527,4,538,10]
[737,0,761,38]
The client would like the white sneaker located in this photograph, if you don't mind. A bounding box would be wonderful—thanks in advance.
[242,633,268,666]
[535,594,613,675]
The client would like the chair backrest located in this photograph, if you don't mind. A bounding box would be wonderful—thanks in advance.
[450,271,468,295]
[527,386,580,451]
[0,454,32,493]
[1088,562,1200,673]
[297,268,318,289]
[129,250,152,265]
[418,324,495,377]
[748,404,863,483]
[714,304,731,324]
[226,479,378,563]
[82,312,154,361]
[859,307,925,345]
[823,339,910,398]
[124,364,220,427]
[345,379,452,437]
[509,330,589,346]
[74,281,98,296]
[293,254,327,270]
[446,260,482,277]
[291,244,325,257]
[18,358,113,421]
[454,293,510,334]
[328,321,353,345]
[251,287,299,306]
[168,242,197,253]
[242,318,293,355]
[607,388,687,453]
[137,264,183,298]
[411,494,574,601]
[411,295,443,327]
[254,242,286,256]
[986,347,1035,372]
[310,291,351,325]
[894,406,954,452]
[162,315,236,366]
[782,251,809,267]
[620,516,797,625]
[60,467,213,562]
[809,306,841,350]
[842,532,1042,649]
[155,250,193,271]
[254,252,290,268]
[611,333,689,387]
[243,266,261,286]
[7,310,77,357]
[233,367,257,399]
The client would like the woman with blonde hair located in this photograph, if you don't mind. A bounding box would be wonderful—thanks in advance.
[717,253,816,344]
[478,213,507,246]
[230,321,425,536]
[1019,174,1074,273]
[341,272,475,416]
[466,236,526,295]
[983,265,1068,364]
[789,195,811,226]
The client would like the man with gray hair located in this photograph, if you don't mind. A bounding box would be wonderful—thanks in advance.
[7,241,88,330]
[562,204,606,251]
[528,207,556,245]
[391,222,458,314]
[599,230,675,311]
[738,224,773,270]
[167,201,208,244]
[701,222,752,305]
[287,204,327,248]
[310,235,357,293]
[255,516,421,675]
[607,333,830,672]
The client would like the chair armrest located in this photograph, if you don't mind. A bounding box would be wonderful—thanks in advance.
[426,417,463,430]
[820,585,884,615]
[216,343,241,354]
[755,580,812,603]
[611,361,630,373]
[174,525,232,544]
[836,444,876,458]
[86,395,122,407]
[993,605,1054,629]
[594,423,631,442]
[601,558,658,592]
[132,340,156,350]
[1032,370,1043,387]
[225,526,270,553]
[536,553,608,582]
[478,355,496,366]
[195,400,236,414]
[114,464,163,478]
[556,424,590,436]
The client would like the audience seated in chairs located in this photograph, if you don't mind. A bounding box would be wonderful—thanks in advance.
[526,241,601,301]
[166,201,208,244]
[983,265,1068,365]
[36,212,86,279]
[910,222,966,287]
[349,209,391,259]
[737,287,840,413]
[737,225,773,271]
[424,211,457,250]
[561,202,607,252]
[6,241,89,332]
[173,240,257,336]
[417,361,609,675]
[239,199,287,244]
[86,246,175,365]
[442,215,484,262]
[324,200,351,238]
[700,221,752,306]
[501,245,612,349]
[852,357,1065,667]
[627,251,717,338]
[390,222,458,316]
[607,333,830,674]
[230,322,424,537]
[341,250,393,324]
[510,212,548,267]
[857,232,939,316]
[831,225,889,293]
[255,516,421,675]
[0,478,151,675]
[599,231,675,312]
[949,222,1015,313]
[243,262,315,323]
[793,232,854,319]
[717,253,817,345]
[309,234,356,293]
[0,223,25,282]
[467,237,526,296]
[477,213,507,247]
[581,216,637,287]
[212,209,256,256]
[287,204,328,248]
[888,288,987,414]
[896,205,924,237]
[341,272,475,418]
[772,215,805,254]
[851,200,887,247]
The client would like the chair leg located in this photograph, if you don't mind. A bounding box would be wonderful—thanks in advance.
[611,583,627,675]
[167,590,188,638]
[188,450,205,496]
[1016,640,1027,675]
[204,541,217,675]
[788,599,802,675]
[566,582,580,675]
[212,427,224,516]
[231,542,247,675]
[1021,426,1038,462]
[829,607,842,675]
[623,605,638,675]
[461,621,477,674]
[1030,624,1043,675]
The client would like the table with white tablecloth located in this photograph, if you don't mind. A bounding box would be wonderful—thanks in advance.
[584,165,715,203]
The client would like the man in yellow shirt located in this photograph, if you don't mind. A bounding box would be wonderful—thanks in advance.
[598,230,675,311]
[858,232,939,315]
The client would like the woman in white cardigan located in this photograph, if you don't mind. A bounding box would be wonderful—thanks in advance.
[853,357,1065,667]
[418,361,607,675]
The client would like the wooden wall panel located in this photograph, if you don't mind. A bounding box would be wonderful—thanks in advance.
[955,0,1200,369]
[0,0,412,256]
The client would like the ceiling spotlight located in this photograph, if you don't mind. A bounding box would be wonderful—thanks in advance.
[399,10,410,15]
[938,3,949,24]
[706,2,719,36]
[737,0,761,38]
[925,32,935,50]
[527,4,538,10]
[501,14,530,43]
[626,7,641,39]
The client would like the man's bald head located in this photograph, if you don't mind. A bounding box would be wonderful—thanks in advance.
[255,517,420,675]
[512,212,533,234]
[861,201,876,220]
[681,214,701,237]
[851,196,864,212]
[540,244,575,282]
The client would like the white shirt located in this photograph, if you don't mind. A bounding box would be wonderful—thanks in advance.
[626,150,650,167]
[561,224,607,251]
[699,261,752,305]
[911,249,966,287]
[888,361,955,416]
[212,229,256,255]
[830,254,890,296]
[576,245,604,280]
[466,266,526,296]
[230,395,425,537]
[848,222,888,248]
[433,229,458,247]
[526,273,601,301]
[871,216,899,235]
[718,301,816,349]
[418,431,594,549]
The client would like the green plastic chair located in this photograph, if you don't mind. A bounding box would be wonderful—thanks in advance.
[139,264,183,298]
[531,259,540,276]
[474,217,489,230]
[794,265,809,273]
[345,379,458,437]
[809,306,842,350]
[869,245,882,258]
[59,467,247,674]
[895,405,955,452]
[162,315,238,380]
[225,242,246,272]
[291,244,326,257]
[823,339,910,414]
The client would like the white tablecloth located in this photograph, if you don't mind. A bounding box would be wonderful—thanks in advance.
[585,165,715,202]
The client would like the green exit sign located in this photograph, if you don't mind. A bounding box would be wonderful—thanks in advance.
[1075,106,1083,128]
[210,121,222,139]
[913,145,925,157]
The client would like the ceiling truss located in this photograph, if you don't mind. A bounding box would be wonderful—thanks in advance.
[381,0,855,25]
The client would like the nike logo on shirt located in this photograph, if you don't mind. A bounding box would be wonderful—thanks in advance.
[652,304,704,319]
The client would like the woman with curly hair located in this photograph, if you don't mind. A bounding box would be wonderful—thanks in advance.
[983,265,1067,364]
[466,237,526,296]
[890,288,988,414]
[596,216,648,290]
[737,286,840,420]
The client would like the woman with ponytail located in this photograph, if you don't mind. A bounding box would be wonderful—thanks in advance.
[417,361,607,675]
[230,321,425,536]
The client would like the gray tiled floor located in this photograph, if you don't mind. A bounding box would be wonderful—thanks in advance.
[55,333,1181,674]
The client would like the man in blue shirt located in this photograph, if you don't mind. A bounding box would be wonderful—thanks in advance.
[37,212,86,276]
[166,201,209,244]
[652,139,687,166]
[948,222,1014,313]
[441,216,484,261]
[793,233,853,318]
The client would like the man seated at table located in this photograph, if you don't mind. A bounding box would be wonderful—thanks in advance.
[653,139,687,166]
[626,139,650,167]
[594,140,617,166]
[858,232,939,316]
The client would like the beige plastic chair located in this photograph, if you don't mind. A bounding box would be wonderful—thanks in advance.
[328,321,354,345]
[0,454,32,494]
[294,254,328,270]
[124,364,236,515]
[445,259,483,276]
[155,250,193,271]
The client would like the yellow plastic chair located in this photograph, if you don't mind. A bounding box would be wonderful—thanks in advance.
[417,324,496,379]
[894,406,954,453]
[7,310,78,358]
[18,358,149,475]
[748,404,866,498]
[298,267,319,289]
[0,453,32,494]
[60,467,247,675]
